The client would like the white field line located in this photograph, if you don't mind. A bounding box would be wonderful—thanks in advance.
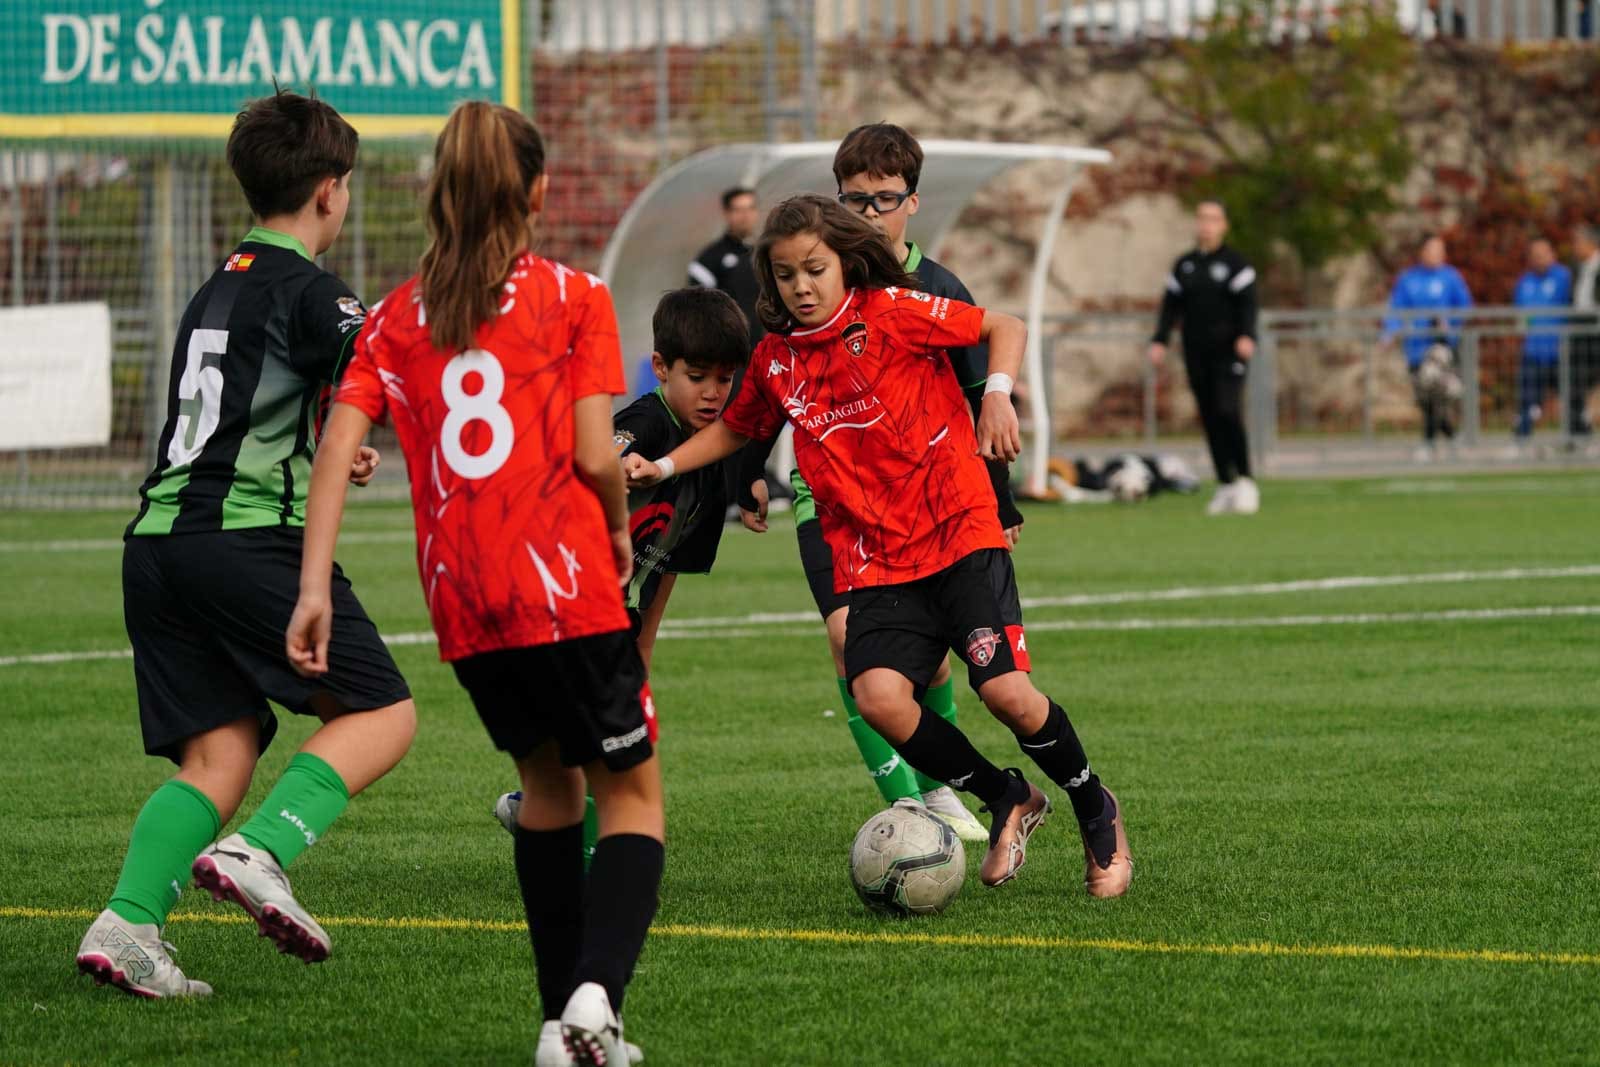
[5,604,1597,669]
[655,565,1600,630]
[0,530,415,553]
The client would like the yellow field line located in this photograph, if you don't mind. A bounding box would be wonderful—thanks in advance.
[4,905,1596,968]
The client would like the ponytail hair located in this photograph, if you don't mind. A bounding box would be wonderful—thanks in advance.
[418,101,546,352]
[753,195,918,334]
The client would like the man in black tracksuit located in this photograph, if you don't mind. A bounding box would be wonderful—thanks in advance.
[1149,200,1261,515]
[688,187,764,345]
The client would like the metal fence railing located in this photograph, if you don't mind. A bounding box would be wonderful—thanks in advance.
[537,0,1598,48]
[1038,304,1600,471]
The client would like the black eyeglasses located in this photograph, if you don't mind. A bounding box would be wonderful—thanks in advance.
[838,190,913,215]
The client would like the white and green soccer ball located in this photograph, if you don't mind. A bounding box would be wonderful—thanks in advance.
[849,800,966,917]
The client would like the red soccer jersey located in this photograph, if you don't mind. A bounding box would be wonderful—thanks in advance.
[722,286,1006,592]
[337,254,630,660]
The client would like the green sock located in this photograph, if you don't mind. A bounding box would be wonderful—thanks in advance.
[238,752,350,868]
[840,678,920,804]
[582,795,598,867]
[108,778,221,928]
[914,676,961,795]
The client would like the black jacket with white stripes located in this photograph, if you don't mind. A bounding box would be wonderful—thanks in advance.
[1152,244,1258,357]
[688,232,763,344]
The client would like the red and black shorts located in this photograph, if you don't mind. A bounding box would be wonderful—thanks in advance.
[843,548,1031,698]
[450,630,657,772]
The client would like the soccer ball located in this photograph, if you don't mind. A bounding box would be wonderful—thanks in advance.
[1107,455,1154,503]
[849,801,966,916]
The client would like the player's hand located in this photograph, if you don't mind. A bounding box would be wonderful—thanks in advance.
[349,446,381,487]
[285,594,332,678]
[1235,336,1256,360]
[610,527,634,587]
[976,393,1022,463]
[1004,524,1022,548]
[1148,342,1167,366]
[623,453,663,488]
[740,479,769,533]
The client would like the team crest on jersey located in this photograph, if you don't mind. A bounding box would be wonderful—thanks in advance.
[965,627,1001,668]
[337,296,363,317]
[842,321,869,357]
[613,429,636,453]
[224,253,255,273]
[1209,262,1230,283]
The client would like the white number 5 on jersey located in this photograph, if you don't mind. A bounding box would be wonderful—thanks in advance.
[167,329,228,467]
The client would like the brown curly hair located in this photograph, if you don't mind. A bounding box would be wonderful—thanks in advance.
[753,195,918,334]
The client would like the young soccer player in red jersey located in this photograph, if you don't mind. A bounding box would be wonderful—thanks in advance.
[288,102,659,1067]
[628,195,1132,897]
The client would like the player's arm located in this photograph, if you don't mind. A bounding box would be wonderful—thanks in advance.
[635,573,676,674]
[287,401,371,677]
[975,310,1027,464]
[1230,257,1259,359]
[573,393,633,588]
[625,418,749,489]
[736,435,776,532]
[1149,262,1183,364]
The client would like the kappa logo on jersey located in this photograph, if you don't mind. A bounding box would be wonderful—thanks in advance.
[1181,260,1195,273]
[842,321,869,357]
[337,296,363,318]
[223,253,255,273]
[767,358,788,377]
[966,627,1001,668]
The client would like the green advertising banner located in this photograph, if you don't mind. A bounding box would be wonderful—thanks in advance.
[0,0,520,138]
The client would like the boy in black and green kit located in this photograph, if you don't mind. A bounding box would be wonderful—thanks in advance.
[76,91,416,998]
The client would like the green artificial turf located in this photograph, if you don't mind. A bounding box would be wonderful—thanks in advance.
[2,471,1598,1065]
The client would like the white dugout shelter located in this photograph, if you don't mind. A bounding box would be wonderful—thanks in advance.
[598,141,1112,496]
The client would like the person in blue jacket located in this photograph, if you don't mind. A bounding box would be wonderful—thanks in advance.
[1383,235,1474,455]
[1512,237,1573,442]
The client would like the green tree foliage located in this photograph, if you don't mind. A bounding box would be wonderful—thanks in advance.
[1147,1,1415,298]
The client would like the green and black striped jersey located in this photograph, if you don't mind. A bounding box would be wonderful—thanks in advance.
[128,227,366,537]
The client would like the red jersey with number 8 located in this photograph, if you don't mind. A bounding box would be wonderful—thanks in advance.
[336,253,630,660]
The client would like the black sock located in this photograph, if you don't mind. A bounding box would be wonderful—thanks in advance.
[575,833,664,1013]
[1019,701,1106,823]
[893,705,1015,807]
[515,822,586,1021]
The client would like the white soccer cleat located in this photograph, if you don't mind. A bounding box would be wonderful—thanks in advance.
[1231,477,1260,515]
[561,982,634,1067]
[192,833,331,964]
[1205,483,1237,515]
[538,1020,643,1066]
[919,786,989,843]
[76,908,212,999]
[496,791,523,835]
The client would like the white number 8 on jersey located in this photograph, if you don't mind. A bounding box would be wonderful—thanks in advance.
[440,349,514,479]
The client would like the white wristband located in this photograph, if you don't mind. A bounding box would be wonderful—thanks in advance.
[655,456,676,480]
[984,373,1015,396]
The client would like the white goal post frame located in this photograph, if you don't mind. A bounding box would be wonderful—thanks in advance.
[598,140,1112,497]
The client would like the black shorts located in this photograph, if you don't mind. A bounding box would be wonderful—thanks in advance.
[843,548,1031,695]
[451,630,656,771]
[123,528,412,764]
[796,518,850,620]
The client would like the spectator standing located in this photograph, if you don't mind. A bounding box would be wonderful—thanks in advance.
[1512,237,1572,444]
[688,187,763,344]
[1148,201,1261,516]
[1383,235,1473,461]
[1570,223,1600,443]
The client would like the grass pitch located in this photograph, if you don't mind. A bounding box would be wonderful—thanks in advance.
[2,471,1599,1065]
